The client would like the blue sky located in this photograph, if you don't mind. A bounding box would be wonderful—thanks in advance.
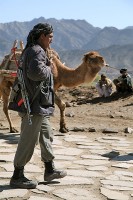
[0,0,133,29]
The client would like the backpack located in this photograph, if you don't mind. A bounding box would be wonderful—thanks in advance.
[8,77,27,113]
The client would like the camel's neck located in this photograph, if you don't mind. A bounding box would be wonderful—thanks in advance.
[84,65,101,83]
[53,57,101,89]
[53,59,86,87]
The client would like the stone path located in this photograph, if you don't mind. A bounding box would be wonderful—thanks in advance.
[0,130,133,200]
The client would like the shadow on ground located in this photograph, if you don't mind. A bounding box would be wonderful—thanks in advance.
[111,154,133,161]
[0,132,19,145]
[77,92,133,105]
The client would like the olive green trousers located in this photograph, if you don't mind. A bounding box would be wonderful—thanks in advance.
[14,113,54,167]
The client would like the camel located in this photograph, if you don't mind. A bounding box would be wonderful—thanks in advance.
[50,50,107,132]
[0,40,23,132]
[0,41,107,133]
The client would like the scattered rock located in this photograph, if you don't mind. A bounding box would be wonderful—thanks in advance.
[88,127,96,132]
[124,127,133,134]
[102,128,119,133]
[71,127,85,132]
[65,102,72,107]
[109,114,115,118]
[65,111,75,117]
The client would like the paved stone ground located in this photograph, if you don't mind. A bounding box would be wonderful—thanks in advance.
[0,128,133,200]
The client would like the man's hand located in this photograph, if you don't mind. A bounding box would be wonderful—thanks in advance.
[50,62,55,74]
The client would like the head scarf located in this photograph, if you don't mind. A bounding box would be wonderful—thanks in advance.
[120,68,127,74]
[25,23,53,48]
[101,74,106,78]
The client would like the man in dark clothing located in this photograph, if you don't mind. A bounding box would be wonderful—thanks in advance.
[9,23,67,189]
[113,68,133,93]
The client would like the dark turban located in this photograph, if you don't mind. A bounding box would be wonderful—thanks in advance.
[101,74,106,78]
[120,68,127,74]
[26,23,53,48]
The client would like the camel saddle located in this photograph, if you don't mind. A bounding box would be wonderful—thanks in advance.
[0,40,24,81]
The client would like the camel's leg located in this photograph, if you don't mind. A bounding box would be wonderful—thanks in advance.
[0,89,2,101]
[54,93,69,133]
[2,87,18,133]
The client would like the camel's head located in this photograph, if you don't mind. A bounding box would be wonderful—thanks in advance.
[83,51,106,68]
[46,48,60,61]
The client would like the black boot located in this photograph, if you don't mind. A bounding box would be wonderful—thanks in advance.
[44,161,67,182]
[10,166,37,189]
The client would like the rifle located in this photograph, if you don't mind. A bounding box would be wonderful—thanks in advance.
[17,59,32,125]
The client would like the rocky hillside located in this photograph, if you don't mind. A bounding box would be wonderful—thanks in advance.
[0,17,133,76]
[58,44,133,79]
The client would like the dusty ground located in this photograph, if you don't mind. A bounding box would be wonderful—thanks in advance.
[0,85,133,143]
[52,86,133,136]
[0,86,133,200]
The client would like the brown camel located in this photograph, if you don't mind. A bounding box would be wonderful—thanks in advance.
[0,41,106,133]
[0,40,24,132]
[49,50,106,132]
